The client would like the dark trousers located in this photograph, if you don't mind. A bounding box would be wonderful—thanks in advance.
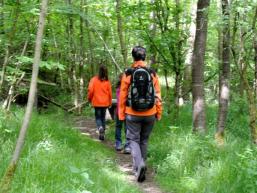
[115,118,128,145]
[94,107,107,130]
[126,114,155,170]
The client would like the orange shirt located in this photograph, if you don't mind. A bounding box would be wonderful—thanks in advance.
[87,76,112,107]
[118,61,162,120]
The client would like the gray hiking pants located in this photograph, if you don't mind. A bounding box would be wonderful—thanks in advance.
[126,114,155,171]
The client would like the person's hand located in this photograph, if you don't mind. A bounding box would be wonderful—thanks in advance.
[156,115,161,121]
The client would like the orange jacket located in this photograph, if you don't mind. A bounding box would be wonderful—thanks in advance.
[118,61,162,120]
[87,76,112,107]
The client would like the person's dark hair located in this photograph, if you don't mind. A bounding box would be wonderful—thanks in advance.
[116,73,123,88]
[98,65,108,81]
[132,46,146,61]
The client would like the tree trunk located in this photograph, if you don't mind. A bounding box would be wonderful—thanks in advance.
[78,0,85,114]
[192,0,210,133]
[116,0,127,67]
[84,0,94,76]
[149,0,157,67]
[0,0,4,35]
[253,7,257,96]
[183,0,197,102]
[237,10,257,144]
[174,0,183,111]
[216,0,230,145]
[0,1,48,191]
[66,0,79,110]
[0,48,9,89]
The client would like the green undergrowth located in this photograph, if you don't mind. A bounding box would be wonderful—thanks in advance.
[0,106,140,193]
[149,103,257,193]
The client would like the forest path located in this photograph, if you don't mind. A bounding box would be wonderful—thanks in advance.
[73,116,166,193]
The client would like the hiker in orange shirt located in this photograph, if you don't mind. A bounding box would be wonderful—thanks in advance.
[119,46,162,182]
[88,65,112,140]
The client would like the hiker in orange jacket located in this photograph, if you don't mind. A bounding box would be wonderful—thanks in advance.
[88,65,112,140]
[119,46,162,182]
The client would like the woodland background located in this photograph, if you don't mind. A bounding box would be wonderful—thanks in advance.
[1,0,257,193]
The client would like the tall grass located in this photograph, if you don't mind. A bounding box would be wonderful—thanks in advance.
[0,107,140,193]
[148,102,257,193]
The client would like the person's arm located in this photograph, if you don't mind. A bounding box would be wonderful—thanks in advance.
[153,75,162,120]
[118,74,130,120]
[87,77,94,102]
[108,81,112,106]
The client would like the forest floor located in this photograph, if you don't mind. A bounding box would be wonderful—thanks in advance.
[73,116,166,193]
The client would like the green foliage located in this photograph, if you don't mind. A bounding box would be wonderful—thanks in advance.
[0,107,140,193]
[148,104,257,193]
[16,56,65,70]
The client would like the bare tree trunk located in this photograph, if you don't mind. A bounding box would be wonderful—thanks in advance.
[164,69,169,91]
[116,0,127,67]
[183,0,197,102]
[253,7,257,96]
[216,0,230,145]
[0,0,4,35]
[0,48,9,89]
[84,0,94,76]
[0,1,48,191]
[237,9,257,144]
[251,7,257,143]
[192,0,210,133]
[78,0,85,114]
[239,33,257,144]
[66,0,79,110]
[149,0,157,67]
[174,0,183,112]
[51,25,64,89]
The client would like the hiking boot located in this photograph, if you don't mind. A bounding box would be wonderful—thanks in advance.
[98,126,105,141]
[115,141,122,151]
[136,161,146,183]
[123,145,131,154]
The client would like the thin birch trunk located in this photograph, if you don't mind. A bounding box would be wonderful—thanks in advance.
[183,0,197,101]
[0,1,48,191]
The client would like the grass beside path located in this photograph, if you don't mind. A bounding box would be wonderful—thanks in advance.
[0,107,140,193]
[148,104,257,193]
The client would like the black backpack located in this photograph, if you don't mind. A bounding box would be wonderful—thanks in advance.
[125,67,155,111]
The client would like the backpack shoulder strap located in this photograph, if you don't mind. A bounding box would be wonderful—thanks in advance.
[124,68,134,76]
[148,68,156,77]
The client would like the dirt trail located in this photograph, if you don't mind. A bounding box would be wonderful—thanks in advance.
[74,116,166,193]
